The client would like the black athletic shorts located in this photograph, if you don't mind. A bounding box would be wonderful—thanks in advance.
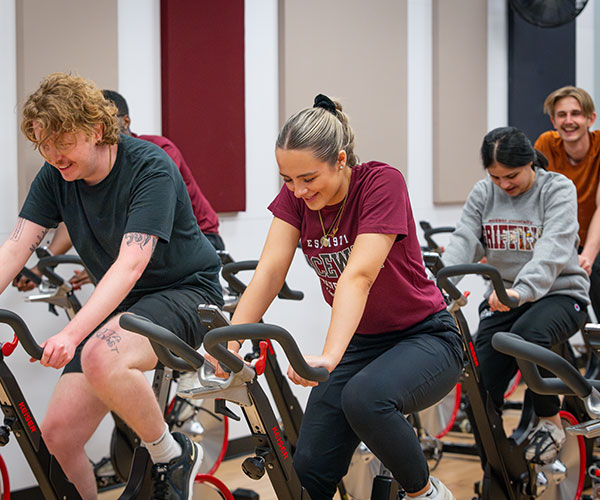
[63,286,213,374]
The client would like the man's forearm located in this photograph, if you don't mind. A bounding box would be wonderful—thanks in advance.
[581,210,600,263]
[59,259,142,345]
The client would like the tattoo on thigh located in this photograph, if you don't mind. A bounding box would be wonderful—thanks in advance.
[124,232,156,251]
[95,327,121,354]
[28,228,49,253]
[10,219,25,241]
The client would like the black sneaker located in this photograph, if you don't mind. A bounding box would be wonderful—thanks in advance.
[151,432,202,499]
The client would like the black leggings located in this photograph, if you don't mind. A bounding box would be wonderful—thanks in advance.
[293,310,463,499]
[475,294,587,417]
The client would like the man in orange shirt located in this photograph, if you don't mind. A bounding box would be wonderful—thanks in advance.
[535,86,600,317]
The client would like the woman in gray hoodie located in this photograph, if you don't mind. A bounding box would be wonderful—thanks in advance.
[443,126,590,464]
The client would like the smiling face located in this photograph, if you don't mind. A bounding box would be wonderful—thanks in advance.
[33,121,107,184]
[551,96,596,145]
[487,162,535,197]
[276,148,349,210]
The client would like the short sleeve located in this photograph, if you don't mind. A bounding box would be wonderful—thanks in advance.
[19,164,62,229]
[125,171,178,243]
[268,185,303,230]
[357,167,409,236]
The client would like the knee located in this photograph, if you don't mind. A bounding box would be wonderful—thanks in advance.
[80,339,116,390]
[341,375,387,429]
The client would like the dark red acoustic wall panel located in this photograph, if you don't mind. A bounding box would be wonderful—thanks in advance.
[161,0,246,212]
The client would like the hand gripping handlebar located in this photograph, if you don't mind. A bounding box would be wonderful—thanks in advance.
[202,323,329,382]
[0,309,43,360]
[436,263,520,308]
[37,255,87,288]
[119,314,329,384]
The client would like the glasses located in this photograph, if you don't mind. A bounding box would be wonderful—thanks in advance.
[39,133,78,162]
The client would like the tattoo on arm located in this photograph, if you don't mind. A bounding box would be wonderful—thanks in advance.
[95,327,121,354]
[28,228,49,253]
[10,219,25,242]
[124,232,157,252]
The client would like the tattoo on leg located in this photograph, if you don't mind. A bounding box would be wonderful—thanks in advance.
[124,232,156,251]
[10,219,25,242]
[95,327,122,354]
[28,228,49,253]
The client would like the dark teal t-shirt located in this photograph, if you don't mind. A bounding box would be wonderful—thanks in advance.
[19,134,223,306]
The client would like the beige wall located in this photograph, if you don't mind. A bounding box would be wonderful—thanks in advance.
[432,0,487,204]
[279,0,407,175]
[16,0,119,204]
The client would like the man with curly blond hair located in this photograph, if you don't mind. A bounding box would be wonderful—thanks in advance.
[2,72,223,499]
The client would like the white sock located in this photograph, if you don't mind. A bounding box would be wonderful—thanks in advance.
[142,423,182,464]
[410,481,437,499]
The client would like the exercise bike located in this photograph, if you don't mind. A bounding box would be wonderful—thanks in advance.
[0,308,180,499]
[435,260,587,499]
[119,309,407,500]
[218,259,395,500]
[11,254,229,498]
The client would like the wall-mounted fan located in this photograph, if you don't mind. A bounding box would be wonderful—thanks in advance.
[510,0,589,28]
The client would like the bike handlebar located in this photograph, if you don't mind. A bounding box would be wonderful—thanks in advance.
[423,226,455,252]
[118,314,205,372]
[37,255,86,288]
[17,267,42,286]
[221,261,304,301]
[436,263,520,308]
[202,323,329,382]
[119,314,329,383]
[491,331,593,398]
[0,310,43,360]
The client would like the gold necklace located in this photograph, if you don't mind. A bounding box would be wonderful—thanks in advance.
[318,191,349,247]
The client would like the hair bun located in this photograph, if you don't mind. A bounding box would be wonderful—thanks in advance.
[313,94,337,114]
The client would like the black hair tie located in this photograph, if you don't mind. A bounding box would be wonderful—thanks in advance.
[313,94,337,115]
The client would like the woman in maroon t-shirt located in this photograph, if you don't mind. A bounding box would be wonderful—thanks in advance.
[225,95,462,500]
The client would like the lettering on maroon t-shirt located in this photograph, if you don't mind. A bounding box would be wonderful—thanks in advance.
[268,161,446,333]
[308,246,352,290]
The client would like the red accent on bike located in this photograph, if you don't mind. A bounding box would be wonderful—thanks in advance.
[252,341,268,376]
[464,291,471,298]
[207,413,229,475]
[194,474,234,499]
[265,339,274,355]
[17,402,37,433]
[1,334,19,357]
[469,341,479,367]
[0,454,9,500]
[272,425,289,459]
[503,370,521,398]
[558,410,585,500]
[435,383,462,439]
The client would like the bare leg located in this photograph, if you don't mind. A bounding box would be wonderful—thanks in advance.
[81,313,166,443]
[42,373,109,500]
